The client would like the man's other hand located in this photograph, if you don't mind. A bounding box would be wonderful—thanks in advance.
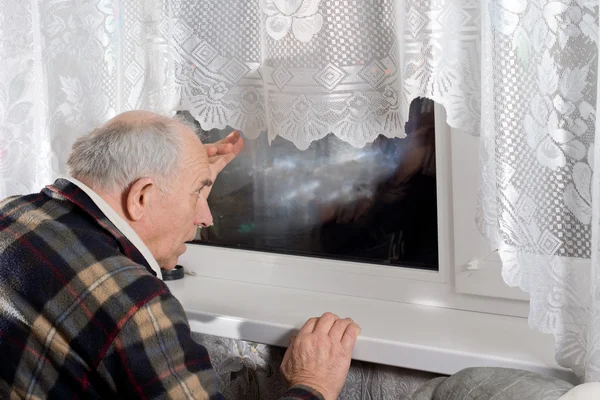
[281,312,361,400]
[202,131,245,197]
[204,131,244,173]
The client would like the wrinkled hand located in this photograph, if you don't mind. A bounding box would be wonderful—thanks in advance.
[281,313,361,400]
[202,131,245,196]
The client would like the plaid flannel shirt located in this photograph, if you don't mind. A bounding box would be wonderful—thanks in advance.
[0,179,323,400]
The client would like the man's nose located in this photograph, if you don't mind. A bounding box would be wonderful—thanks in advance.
[194,198,213,228]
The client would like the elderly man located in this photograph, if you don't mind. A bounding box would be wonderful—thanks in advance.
[0,111,360,399]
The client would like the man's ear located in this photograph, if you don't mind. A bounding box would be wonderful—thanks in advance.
[124,178,155,221]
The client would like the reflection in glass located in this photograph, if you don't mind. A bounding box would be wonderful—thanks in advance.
[182,98,438,270]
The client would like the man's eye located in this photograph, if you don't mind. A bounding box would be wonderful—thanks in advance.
[195,186,209,196]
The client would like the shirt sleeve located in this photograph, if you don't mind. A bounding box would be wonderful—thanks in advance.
[280,384,326,400]
[96,291,325,400]
[95,291,223,399]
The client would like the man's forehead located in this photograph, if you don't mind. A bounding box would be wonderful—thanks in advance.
[180,125,207,157]
[186,147,211,183]
[183,145,209,167]
[175,122,210,181]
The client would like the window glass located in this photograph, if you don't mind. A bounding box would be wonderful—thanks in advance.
[182,98,438,270]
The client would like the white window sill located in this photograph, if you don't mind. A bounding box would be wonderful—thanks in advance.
[166,274,578,385]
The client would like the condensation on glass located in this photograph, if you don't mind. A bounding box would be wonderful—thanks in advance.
[181,98,438,270]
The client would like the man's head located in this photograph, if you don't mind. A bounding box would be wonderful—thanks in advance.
[67,111,213,270]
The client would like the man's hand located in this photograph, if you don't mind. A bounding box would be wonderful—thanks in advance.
[202,131,245,196]
[281,313,360,400]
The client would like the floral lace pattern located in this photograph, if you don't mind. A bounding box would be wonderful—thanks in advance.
[263,0,324,43]
[169,0,481,149]
[0,0,167,199]
[478,0,600,381]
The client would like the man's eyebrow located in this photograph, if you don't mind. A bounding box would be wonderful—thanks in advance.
[199,179,213,188]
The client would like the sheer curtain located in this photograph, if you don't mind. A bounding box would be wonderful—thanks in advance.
[0,0,174,197]
[1,0,599,381]
[478,0,600,382]
[169,0,480,148]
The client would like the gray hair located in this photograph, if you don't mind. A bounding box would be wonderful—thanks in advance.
[67,115,197,193]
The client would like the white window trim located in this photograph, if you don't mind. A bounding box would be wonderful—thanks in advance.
[450,128,591,300]
[167,274,576,383]
[449,127,531,301]
[179,104,530,317]
[172,103,578,381]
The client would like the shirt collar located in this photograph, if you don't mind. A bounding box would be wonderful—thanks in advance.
[58,176,163,280]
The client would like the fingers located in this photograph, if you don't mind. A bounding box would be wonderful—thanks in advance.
[203,131,240,156]
[206,134,244,174]
[340,323,361,354]
[299,317,318,334]
[283,315,358,400]
[206,143,233,156]
[204,145,218,157]
[215,131,241,146]
[221,130,240,144]
[230,135,244,157]
[313,312,339,335]
[227,130,240,142]
[328,318,353,342]
[213,154,235,176]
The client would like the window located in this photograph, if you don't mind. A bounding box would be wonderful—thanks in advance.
[177,101,531,319]
[184,98,438,271]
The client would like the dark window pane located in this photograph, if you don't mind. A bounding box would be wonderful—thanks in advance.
[181,97,438,270]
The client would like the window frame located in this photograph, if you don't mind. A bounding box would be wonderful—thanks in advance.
[179,103,532,318]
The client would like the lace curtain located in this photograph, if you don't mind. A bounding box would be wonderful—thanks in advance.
[0,0,177,197]
[477,0,600,382]
[169,0,480,148]
[1,0,600,382]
